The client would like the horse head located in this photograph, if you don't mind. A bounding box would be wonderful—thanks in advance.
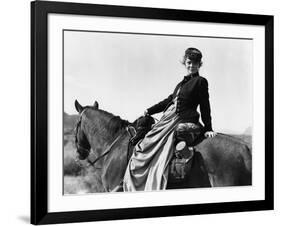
[74,100,99,160]
[74,99,129,162]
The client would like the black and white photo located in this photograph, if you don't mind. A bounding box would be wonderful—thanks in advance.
[63,31,253,194]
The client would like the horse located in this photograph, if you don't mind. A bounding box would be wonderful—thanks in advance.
[73,100,252,192]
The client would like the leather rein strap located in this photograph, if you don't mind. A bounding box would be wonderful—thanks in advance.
[86,132,125,167]
[87,125,137,167]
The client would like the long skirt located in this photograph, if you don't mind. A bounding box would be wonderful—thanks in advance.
[123,103,182,191]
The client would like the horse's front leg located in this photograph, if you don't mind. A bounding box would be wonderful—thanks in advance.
[101,162,122,192]
[101,154,128,192]
[101,167,111,192]
[101,166,124,192]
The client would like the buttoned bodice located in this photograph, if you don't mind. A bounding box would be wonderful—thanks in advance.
[147,72,213,132]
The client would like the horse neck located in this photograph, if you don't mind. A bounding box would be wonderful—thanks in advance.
[103,130,130,161]
[82,111,128,153]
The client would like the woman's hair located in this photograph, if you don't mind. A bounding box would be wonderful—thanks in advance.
[181,47,203,66]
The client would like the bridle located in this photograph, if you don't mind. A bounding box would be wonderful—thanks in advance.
[74,108,91,162]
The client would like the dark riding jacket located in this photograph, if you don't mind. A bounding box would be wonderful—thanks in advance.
[146,72,213,132]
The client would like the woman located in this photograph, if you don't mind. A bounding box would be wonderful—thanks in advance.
[123,47,216,191]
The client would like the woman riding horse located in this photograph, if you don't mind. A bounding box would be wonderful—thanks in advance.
[123,47,216,191]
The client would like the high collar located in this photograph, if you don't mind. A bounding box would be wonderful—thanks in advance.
[183,72,199,82]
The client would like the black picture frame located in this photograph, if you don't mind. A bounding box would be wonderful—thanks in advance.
[31,0,274,224]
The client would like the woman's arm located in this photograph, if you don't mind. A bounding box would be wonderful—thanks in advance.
[199,77,213,133]
[146,94,173,115]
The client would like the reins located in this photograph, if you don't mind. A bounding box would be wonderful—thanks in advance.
[86,131,125,167]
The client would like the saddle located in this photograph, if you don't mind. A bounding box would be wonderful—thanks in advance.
[168,123,210,188]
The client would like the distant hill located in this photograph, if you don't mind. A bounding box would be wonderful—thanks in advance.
[244,126,252,135]
[231,134,252,150]
[64,112,78,134]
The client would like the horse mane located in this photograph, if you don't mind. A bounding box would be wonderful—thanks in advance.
[107,112,130,135]
[85,106,130,137]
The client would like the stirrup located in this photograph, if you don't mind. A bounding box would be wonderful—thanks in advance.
[176,141,195,151]
[175,141,194,159]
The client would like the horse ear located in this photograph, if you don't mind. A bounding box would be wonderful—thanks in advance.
[75,100,84,113]
[93,101,99,109]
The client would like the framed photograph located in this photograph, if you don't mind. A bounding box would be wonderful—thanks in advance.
[31,0,274,224]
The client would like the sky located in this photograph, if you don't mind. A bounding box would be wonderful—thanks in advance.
[64,30,252,134]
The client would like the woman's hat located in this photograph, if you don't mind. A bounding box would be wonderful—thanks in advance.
[184,48,202,62]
